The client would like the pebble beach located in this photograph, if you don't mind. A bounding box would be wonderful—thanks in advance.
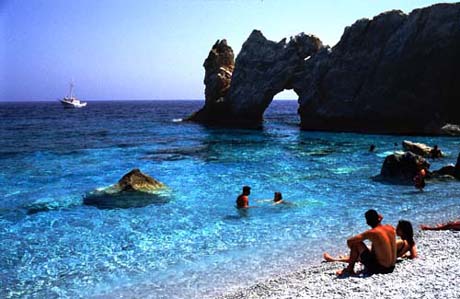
[219,230,460,299]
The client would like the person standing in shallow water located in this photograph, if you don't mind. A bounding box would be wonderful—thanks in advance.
[413,168,426,191]
[323,209,396,276]
[236,186,251,208]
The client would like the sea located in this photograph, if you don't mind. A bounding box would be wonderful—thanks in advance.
[1,100,459,298]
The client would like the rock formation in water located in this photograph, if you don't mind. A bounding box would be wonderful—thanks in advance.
[190,3,460,134]
[116,168,164,192]
[84,169,168,209]
[402,140,443,158]
[189,30,324,125]
[298,4,460,134]
[430,152,460,180]
[374,151,430,184]
[188,39,235,123]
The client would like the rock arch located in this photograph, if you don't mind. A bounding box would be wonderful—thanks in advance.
[189,30,324,126]
[190,3,460,134]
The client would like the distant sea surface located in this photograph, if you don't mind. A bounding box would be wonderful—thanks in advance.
[1,100,460,298]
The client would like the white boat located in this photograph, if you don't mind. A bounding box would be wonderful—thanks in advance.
[60,83,87,108]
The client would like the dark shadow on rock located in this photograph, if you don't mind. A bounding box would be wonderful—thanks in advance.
[83,191,169,209]
[83,168,170,209]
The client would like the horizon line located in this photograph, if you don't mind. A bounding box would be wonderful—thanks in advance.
[0,98,299,103]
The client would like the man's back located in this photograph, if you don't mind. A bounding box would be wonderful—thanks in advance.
[366,224,396,268]
[236,194,248,208]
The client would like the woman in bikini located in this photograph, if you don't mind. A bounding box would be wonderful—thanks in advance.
[396,220,417,259]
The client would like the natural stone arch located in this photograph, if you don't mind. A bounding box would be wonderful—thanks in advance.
[190,4,460,135]
[189,30,323,126]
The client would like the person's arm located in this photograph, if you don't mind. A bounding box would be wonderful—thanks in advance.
[396,240,410,258]
[409,245,418,259]
[346,230,370,247]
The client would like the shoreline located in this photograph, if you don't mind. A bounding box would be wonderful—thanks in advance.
[218,230,460,299]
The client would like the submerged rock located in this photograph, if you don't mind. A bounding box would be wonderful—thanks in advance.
[26,202,61,215]
[374,151,430,184]
[84,169,169,209]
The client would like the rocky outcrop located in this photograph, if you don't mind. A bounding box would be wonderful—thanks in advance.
[188,40,235,123]
[375,151,460,184]
[430,165,456,179]
[84,169,168,209]
[190,31,323,125]
[373,151,429,184]
[441,124,460,136]
[430,152,460,180]
[298,3,460,134]
[116,168,164,192]
[402,140,443,158]
[190,3,460,134]
[402,141,432,157]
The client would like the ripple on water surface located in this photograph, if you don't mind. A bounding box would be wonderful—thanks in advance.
[1,101,460,298]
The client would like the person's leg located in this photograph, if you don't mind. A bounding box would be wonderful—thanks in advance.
[336,242,369,275]
[421,221,460,231]
[323,252,350,263]
[443,221,460,230]
[420,224,440,230]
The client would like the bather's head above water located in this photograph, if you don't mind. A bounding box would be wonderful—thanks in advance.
[273,192,283,203]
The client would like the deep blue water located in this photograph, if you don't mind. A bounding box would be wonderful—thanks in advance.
[1,100,460,298]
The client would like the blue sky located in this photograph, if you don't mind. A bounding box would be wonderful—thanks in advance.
[0,0,455,101]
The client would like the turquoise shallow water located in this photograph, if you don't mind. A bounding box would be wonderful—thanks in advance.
[1,100,460,298]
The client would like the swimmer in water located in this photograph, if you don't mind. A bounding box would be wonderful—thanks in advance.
[273,192,283,204]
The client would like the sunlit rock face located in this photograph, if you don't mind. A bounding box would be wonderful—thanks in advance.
[298,3,460,134]
[402,140,442,158]
[84,169,169,209]
[188,39,235,123]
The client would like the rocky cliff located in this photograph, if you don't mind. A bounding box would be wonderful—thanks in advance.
[298,3,460,134]
[188,39,235,123]
[191,3,460,134]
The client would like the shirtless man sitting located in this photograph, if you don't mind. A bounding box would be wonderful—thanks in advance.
[323,209,397,276]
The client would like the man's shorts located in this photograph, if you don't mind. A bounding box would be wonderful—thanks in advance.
[360,250,395,274]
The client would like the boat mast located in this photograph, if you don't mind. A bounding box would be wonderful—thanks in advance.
[69,82,74,99]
